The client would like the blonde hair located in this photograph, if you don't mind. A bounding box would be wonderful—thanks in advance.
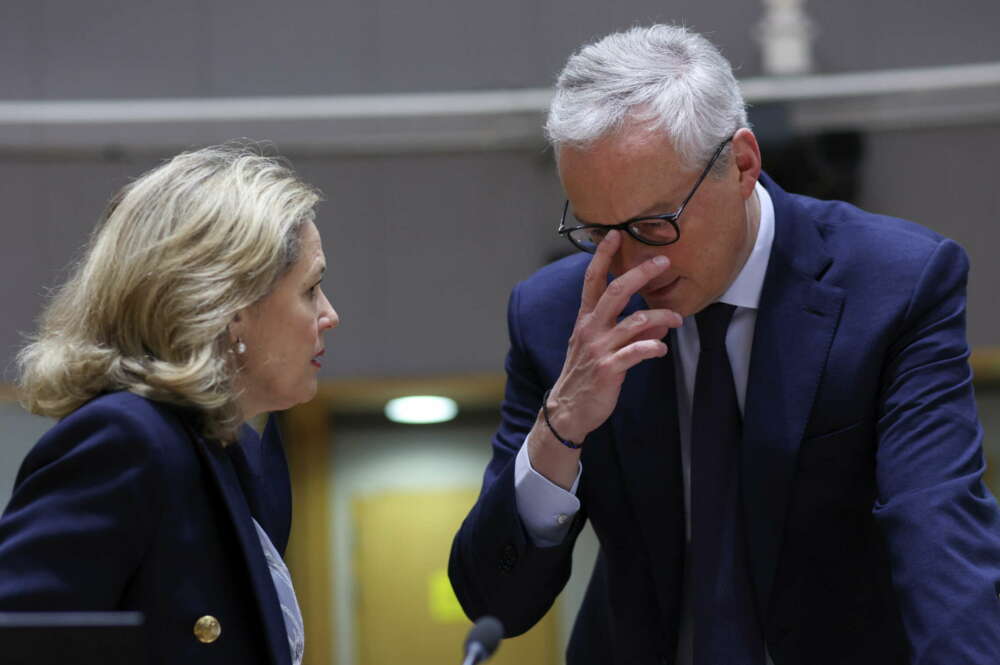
[17,142,322,442]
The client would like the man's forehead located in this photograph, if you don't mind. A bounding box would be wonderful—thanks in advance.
[559,127,685,173]
[558,132,690,221]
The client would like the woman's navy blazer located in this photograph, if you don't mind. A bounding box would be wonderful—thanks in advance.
[0,391,294,665]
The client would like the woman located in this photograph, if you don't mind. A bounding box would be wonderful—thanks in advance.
[0,143,338,665]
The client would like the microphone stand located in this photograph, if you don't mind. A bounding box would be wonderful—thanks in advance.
[461,644,487,665]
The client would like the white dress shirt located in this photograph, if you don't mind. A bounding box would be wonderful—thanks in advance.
[514,181,776,664]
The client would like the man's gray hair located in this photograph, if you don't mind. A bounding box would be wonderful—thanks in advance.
[545,25,749,170]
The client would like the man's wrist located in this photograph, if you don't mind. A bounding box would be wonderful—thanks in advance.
[528,413,582,491]
[541,389,584,449]
[543,390,590,445]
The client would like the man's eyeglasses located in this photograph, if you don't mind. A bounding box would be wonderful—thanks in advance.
[557,135,735,254]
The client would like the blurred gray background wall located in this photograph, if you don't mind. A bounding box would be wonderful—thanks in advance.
[2,0,999,383]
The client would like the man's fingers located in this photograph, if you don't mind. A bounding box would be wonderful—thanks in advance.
[592,255,671,323]
[580,230,621,314]
[609,338,669,372]
[608,309,682,348]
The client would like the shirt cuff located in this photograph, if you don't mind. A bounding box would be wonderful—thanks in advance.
[514,433,582,548]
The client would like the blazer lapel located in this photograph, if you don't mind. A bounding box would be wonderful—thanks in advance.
[194,431,292,665]
[742,176,845,619]
[227,415,292,554]
[611,296,686,622]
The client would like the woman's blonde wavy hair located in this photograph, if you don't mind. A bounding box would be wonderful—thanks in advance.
[17,142,322,442]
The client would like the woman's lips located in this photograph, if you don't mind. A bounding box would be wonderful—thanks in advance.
[311,349,325,368]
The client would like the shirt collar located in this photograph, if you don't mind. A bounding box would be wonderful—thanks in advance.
[718,180,774,311]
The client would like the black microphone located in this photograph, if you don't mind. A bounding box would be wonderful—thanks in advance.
[461,616,504,665]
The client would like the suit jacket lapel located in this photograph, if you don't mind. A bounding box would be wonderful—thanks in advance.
[227,415,292,554]
[742,175,845,619]
[611,296,686,624]
[194,430,292,665]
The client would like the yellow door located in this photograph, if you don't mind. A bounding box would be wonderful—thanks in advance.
[353,489,558,665]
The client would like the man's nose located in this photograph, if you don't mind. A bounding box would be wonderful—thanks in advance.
[613,232,666,274]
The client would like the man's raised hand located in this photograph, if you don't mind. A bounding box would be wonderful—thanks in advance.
[528,231,684,489]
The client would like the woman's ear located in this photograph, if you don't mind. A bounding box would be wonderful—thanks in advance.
[228,311,245,345]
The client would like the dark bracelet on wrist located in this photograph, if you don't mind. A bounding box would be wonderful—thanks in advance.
[541,389,583,450]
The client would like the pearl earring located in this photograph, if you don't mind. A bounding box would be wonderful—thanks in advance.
[235,338,247,355]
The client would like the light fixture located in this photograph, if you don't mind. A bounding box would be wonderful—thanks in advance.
[384,395,459,424]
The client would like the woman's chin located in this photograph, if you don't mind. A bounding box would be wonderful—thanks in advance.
[293,378,319,407]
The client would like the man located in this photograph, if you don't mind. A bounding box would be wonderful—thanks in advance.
[448,24,1000,665]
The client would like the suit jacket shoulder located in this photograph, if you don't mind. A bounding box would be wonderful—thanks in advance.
[0,391,292,665]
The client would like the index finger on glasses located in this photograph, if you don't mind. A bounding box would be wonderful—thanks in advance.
[579,230,621,315]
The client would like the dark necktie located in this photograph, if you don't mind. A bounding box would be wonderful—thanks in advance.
[691,303,764,665]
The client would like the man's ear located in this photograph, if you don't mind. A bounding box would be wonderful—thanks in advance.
[732,128,762,200]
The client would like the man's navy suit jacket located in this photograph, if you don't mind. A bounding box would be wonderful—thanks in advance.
[0,391,293,665]
[450,174,1000,664]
